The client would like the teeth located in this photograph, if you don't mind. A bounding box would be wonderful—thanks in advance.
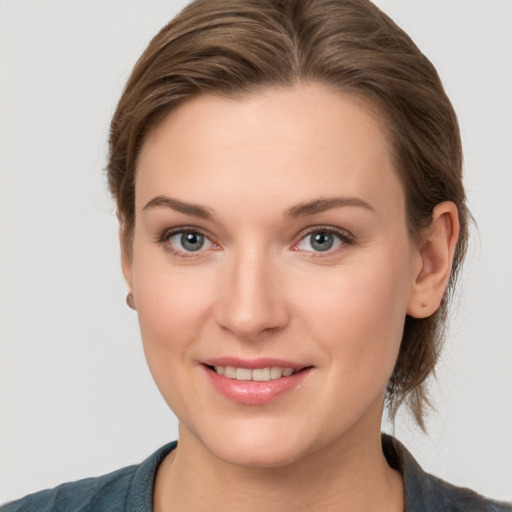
[252,368,270,381]
[236,368,252,381]
[224,366,237,378]
[270,367,283,380]
[214,366,297,381]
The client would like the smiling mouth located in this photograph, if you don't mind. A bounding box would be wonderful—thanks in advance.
[205,365,310,382]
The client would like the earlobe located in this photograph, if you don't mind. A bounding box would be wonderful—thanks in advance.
[407,201,460,319]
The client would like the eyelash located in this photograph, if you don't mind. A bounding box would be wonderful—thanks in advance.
[292,226,355,256]
[156,227,219,258]
[156,226,355,258]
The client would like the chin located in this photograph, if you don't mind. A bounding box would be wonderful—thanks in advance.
[188,417,328,470]
[212,438,308,470]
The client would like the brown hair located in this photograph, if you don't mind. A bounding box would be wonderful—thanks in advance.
[108,0,468,429]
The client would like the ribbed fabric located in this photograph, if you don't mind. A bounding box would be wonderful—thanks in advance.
[3,437,510,511]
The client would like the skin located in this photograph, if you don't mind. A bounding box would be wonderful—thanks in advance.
[121,83,459,511]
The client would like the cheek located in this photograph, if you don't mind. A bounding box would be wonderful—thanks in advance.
[294,256,411,384]
[130,247,217,383]
[131,262,217,416]
[132,247,212,333]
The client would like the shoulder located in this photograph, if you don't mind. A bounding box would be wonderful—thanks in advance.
[417,471,512,512]
[1,466,136,512]
[382,435,512,512]
[1,442,177,512]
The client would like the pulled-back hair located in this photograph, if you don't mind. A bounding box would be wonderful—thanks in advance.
[107,0,468,429]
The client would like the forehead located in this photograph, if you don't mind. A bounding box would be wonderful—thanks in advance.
[135,83,403,219]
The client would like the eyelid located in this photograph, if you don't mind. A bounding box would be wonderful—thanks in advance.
[156,226,220,257]
[292,225,355,253]
[154,224,354,257]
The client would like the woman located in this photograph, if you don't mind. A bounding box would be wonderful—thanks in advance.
[2,0,511,510]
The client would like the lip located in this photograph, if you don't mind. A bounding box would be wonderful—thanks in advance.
[201,357,306,370]
[200,358,312,405]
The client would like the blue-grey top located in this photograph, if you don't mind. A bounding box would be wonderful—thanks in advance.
[2,436,510,511]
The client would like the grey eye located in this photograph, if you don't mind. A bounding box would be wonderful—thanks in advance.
[310,232,334,251]
[168,231,210,252]
[296,230,344,253]
[180,232,205,251]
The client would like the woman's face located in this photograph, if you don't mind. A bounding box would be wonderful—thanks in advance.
[125,83,423,467]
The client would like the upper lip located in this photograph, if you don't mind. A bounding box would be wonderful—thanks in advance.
[201,357,309,370]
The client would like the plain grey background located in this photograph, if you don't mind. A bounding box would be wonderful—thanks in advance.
[1,0,511,504]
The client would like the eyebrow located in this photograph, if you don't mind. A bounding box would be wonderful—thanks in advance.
[285,197,375,218]
[142,196,214,219]
[142,195,375,220]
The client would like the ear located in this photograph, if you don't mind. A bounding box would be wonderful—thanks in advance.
[407,201,460,318]
[119,224,134,295]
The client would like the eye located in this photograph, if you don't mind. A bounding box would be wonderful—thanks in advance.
[295,229,350,253]
[160,229,217,256]
[170,231,207,252]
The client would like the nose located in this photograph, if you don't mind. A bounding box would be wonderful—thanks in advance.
[216,250,290,340]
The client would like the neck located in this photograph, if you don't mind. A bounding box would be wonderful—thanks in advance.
[154,421,403,512]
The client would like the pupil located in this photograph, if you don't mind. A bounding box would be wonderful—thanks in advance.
[181,232,204,251]
[311,232,333,251]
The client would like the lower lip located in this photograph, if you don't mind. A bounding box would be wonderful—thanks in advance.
[203,366,311,405]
